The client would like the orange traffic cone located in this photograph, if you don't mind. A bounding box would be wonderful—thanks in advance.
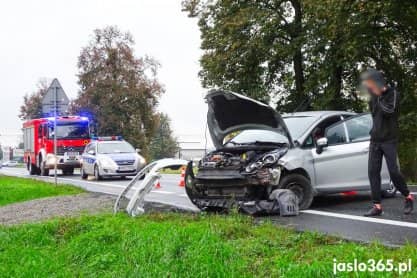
[178,167,186,187]
[155,181,161,189]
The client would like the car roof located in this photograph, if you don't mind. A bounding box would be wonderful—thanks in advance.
[282,110,355,118]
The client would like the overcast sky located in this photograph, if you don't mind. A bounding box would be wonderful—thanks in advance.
[0,0,208,146]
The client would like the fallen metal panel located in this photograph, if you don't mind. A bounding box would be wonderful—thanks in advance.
[114,158,189,216]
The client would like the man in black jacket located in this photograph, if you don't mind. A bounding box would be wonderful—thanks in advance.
[361,69,413,217]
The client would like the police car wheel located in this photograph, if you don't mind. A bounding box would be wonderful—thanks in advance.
[94,165,102,180]
[81,167,88,180]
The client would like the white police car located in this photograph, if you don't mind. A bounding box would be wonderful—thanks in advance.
[80,136,146,180]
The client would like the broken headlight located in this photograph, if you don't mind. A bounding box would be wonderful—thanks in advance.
[245,148,287,173]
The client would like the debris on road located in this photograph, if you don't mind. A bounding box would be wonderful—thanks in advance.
[114,158,189,216]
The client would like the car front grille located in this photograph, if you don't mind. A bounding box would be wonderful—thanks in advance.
[57,146,85,155]
[115,160,135,166]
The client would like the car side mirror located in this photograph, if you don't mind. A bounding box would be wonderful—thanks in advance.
[136,148,141,153]
[316,137,328,154]
[87,150,95,155]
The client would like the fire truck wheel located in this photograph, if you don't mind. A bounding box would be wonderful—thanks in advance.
[80,167,88,180]
[40,162,49,176]
[94,165,102,180]
[29,162,39,175]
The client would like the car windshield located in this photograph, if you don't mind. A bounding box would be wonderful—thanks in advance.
[283,116,317,139]
[225,129,289,146]
[97,142,135,154]
[49,123,89,139]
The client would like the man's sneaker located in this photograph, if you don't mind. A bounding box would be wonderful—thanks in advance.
[364,206,383,217]
[404,198,414,215]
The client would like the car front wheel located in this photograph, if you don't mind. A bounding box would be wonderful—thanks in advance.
[94,165,102,181]
[80,166,88,180]
[279,173,314,210]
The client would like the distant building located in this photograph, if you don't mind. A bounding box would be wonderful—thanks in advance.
[13,148,24,162]
[176,134,213,161]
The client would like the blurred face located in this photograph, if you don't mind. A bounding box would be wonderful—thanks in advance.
[362,79,382,96]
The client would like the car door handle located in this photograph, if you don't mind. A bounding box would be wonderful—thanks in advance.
[362,147,369,153]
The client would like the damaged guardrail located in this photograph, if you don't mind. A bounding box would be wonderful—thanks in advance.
[114,158,189,216]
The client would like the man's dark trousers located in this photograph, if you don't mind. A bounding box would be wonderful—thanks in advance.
[368,141,410,204]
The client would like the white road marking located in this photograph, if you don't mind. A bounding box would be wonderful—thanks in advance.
[303,210,417,229]
[151,190,175,195]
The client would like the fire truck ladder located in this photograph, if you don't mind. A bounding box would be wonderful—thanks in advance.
[114,158,189,216]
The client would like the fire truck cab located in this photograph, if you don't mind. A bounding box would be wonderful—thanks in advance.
[23,116,90,176]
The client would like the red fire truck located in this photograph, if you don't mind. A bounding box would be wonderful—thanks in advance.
[23,116,91,176]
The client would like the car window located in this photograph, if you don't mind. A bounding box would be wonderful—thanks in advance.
[345,114,372,142]
[303,135,314,148]
[97,142,135,154]
[302,115,342,148]
[325,123,347,145]
[85,143,95,154]
[225,129,289,146]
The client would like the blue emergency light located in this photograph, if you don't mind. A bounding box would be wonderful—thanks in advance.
[91,136,123,141]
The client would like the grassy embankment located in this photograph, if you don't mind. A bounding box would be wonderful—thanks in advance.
[0,213,416,277]
[0,175,84,206]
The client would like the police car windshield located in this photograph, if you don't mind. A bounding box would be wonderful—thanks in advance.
[98,142,135,154]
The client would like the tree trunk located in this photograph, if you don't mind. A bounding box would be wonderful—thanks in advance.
[290,0,305,102]
[333,65,343,109]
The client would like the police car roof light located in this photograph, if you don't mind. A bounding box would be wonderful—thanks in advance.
[92,136,123,141]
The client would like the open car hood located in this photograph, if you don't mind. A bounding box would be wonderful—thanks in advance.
[206,90,293,149]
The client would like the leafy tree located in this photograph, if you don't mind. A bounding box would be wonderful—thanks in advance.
[72,26,164,158]
[182,0,306,107]
[183,0,417,179]
[19,79,49,120]
[149,113,179,160]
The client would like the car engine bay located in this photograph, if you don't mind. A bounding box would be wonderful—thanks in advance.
[185,146,288,211]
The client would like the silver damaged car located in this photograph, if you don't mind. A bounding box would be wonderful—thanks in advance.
[185,90,393,210]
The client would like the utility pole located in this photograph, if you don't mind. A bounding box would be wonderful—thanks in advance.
[54,85,58,185]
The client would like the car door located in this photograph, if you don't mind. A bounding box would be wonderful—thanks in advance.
[82,143,96,174]
[312,119,353,191]
[343,114,390,188]
[313,114,389,192]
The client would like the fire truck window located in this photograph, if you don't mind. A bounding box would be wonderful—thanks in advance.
[48,123,89,139]
[38,126,43,138]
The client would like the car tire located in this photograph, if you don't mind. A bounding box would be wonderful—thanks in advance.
[382,181,397,198]
[279,173,314,210]
[94,165,102,181]
[80,166,88,180]
[29,161,39,175]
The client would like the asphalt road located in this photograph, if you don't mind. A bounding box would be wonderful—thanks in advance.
[1,167,416,246]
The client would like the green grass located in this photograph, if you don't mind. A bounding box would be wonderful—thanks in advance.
[0,213,416,277]
[0,175,84,206]
[160,167,199,175]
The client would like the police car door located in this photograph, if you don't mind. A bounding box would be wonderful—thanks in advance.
[83,142,96,174]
